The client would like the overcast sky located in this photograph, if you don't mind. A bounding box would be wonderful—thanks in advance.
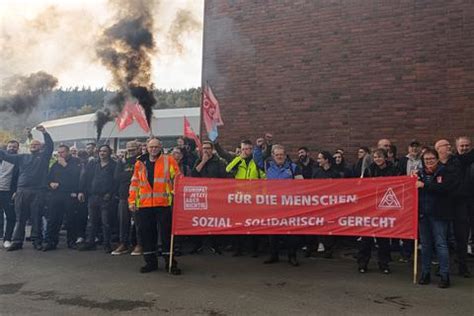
[0,0,203,90]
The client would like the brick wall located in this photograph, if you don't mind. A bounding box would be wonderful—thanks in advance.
[202,0,474,161]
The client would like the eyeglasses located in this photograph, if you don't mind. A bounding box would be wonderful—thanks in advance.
[423,157,436,161]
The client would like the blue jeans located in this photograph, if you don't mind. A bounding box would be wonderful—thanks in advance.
[419,215,449,278]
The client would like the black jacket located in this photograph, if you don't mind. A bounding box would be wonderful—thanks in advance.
[418,164,459,220]
[183,150,198,171]
[296,158,317,179]
[0,132,53,190]
[214,142,237,164]
[333,163,353,178]
[367,162,399,178]
[178,161,192,176]
[312,166,341,179]
[192,155,228,178]
[352,157,371,178]
[454,152,474,200]
[114,156,137,200]
[48,156,82,193]
[80,158,117,196]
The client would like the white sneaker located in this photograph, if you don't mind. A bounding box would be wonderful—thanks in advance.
[75,237,85,244]
[3,241,12,248]
[317,242,325,252]
[111,244,129,256]
[130,245,143,256]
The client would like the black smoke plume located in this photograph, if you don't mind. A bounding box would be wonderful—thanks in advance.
[0,71,58,115]
[95,0,157,140]
[95,108,114,142]
[129,85,155,127]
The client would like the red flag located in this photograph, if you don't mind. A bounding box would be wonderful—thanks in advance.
[184,116,201,149]
[115,101,150,134]
[131,102,151,134]
[116,102,134,131]
[202,84,223,141]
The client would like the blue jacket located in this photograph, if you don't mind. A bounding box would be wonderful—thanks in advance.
[0,133,53,191]
[254,146,298,179]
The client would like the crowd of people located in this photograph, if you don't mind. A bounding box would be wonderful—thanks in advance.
[0,127,473,288]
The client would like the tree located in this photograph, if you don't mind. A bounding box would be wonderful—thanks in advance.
[0,130,18,146]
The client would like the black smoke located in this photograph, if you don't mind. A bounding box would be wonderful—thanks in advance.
[95,0,157,140]
[0,71,58,115]
[95,108,114,142]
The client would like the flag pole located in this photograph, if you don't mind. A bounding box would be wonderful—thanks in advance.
[413,239,418,284]
[199,0,209,142]
[168,234,175,274]
[168,176,180,274]
[199,85,205,143]
[104,119,118,145]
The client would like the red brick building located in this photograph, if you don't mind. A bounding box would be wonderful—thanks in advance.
[202,0,474,159]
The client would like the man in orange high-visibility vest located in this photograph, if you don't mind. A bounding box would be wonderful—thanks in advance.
[129,138,181,274]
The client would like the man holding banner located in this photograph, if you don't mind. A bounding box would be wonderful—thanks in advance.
[312,151,341,258]
[254,144,303,266]
[225,139,265,257]
[357,148,400,274]
[190,141,228,254]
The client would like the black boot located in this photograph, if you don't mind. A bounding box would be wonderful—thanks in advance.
[418,273,431,285]
[438,275,450,289]
[357,259,368,273]
[6,243,22,252]
[103,244,112,254]
[264,255,279,264]
[210,246,222,255]
[288,255,299,267]
[42,244,57,252]
[140,254,158,273]
[164,256,181,275]
[33,241,43,251]
[378,263,391,274]
[459,264,471,278]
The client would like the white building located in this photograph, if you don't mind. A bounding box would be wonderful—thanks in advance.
[31,107,200,151]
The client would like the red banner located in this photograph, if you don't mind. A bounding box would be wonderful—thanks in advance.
[172,176,418,239]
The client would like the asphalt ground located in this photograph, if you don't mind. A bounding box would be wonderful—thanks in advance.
[0,241,473,316]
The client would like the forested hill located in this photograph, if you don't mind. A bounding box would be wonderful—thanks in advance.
[44,87,201,119]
